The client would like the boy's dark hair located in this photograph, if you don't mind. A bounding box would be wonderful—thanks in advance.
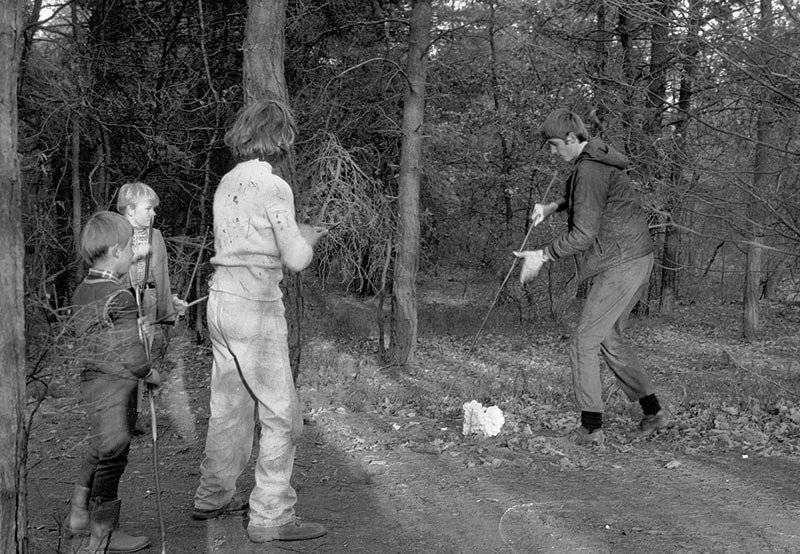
[224,95,297,164]
[80,211,133,265]
[540,108,589,144]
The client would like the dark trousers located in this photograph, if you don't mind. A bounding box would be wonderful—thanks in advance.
[76,373,138,501]
[568,253,655,413]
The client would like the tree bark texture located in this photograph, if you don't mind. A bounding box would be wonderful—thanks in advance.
[242,0,303,377]
[243,0,287,104]
[390,0,431,365]
[71,116,82,258]
[744,0,778,340]
[0,2,29,552]
[660,0,699,314]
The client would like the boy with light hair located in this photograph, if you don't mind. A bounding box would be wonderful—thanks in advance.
[116,182,186,326]
[116,182,187,434]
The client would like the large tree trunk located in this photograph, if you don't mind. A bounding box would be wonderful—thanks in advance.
[389,0,431,365]
[743,0,777,340]
[660,0,698,313]
[0,2,29,553]
[242,0,304,377]
[243,0,288,104]
[485,2,512,231]
[640,0,671,315]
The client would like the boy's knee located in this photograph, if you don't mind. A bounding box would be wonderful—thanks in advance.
[97,432,131,460]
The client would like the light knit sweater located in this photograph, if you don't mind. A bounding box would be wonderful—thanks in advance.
[209,159,303,301]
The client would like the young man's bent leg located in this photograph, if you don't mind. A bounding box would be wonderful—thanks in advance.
[568,254,656,443]
[598,254,670,434]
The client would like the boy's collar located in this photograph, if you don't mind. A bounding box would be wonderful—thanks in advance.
[87,268,122,284]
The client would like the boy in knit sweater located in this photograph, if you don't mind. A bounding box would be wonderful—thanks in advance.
[192,97,328,543]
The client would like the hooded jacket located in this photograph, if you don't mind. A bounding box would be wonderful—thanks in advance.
[545,138,654,282]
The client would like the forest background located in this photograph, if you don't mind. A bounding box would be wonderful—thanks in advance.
[17,0,800,346]
[1,0,800,552]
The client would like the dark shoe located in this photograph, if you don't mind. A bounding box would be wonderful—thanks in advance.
[191,494,248,520]
[248,518,327,542]
[569,426,604,446]
[639,409,672,437]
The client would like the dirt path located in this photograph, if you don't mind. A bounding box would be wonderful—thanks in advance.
[25,297,800,554]
[29,390,800,554]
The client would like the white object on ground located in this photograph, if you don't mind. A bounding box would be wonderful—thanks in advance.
[462,400,505,437]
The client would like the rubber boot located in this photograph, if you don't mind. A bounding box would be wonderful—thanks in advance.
[66,485,90,536]
[80,499,150,554]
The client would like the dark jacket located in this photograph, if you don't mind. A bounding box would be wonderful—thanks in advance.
[545,138,654,282]
[71,276,150,381]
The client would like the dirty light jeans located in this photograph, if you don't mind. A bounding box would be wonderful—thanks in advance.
[194,290,303,528]
[568,253,656,413]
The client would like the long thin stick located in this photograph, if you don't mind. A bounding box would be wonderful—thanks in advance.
[148,391,167,554]
[134,226,166,553]
[467,172,559,354]
[467,224,536,354]
[152,295,208,325]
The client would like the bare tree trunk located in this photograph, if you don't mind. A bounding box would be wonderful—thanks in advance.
[71,117,82,256]
[243,0,288,105]
[744,236,763,338]
[70,3,85,280]
[485,2,512,231]
[743,0,777,340]
[617,5,635,137]
[243,0,304,377]
[659,218,679,312]
[389,0,431,365]
[194,148,212,339]
[591,0,609,124]
[194,0,219,340]
[660,0,698,313]
[0,2,29,552]
[642,0,670,315]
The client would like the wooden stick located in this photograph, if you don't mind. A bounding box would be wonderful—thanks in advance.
[466,171,560,355]
[153,295,209,325]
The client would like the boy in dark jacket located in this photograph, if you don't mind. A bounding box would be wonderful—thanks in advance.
[515,108,670,446]
[65,211,160,553]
